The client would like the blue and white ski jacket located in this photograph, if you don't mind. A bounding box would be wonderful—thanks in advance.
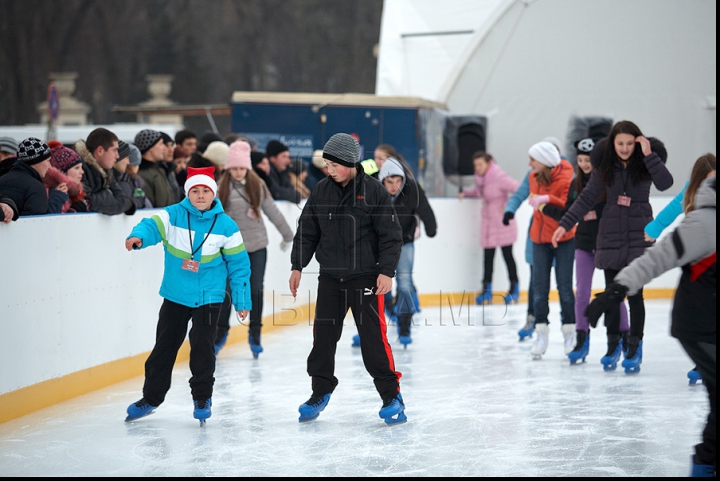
[128,197,251,311]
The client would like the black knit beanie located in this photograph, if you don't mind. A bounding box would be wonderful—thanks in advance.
[322,133,360,168]
[17,137,51,165]
[265,140,289,158]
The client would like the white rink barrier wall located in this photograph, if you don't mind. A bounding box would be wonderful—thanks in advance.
[0,197,681,398]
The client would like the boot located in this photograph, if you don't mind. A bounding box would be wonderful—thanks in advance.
[531,323,549,360]
[561,324,576,355]
[503,282,520,304]
[568,330,589,365]
[600,333,623,371]
[688,366,703,385]
[475,282,492,305]
[214,325,229,356]
[518,313,535,341]
[621,336,643,374]
[248,325,264,359]
[398,313,413,349]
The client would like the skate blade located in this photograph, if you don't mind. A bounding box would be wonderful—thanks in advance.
[298,414,320,423]
[383,412,407,426]
[125,410,155,422]
[624,366,641,374]
[602,363,617,371]
[531,354,543,360]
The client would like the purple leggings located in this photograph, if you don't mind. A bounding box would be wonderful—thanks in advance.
[575,249,629,332]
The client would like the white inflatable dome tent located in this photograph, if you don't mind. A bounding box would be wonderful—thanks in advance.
[375,0,716,195]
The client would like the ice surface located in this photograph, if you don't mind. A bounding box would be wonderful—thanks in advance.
[0,300,707,476]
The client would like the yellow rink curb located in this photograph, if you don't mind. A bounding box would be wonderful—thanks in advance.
[0,288,674,424]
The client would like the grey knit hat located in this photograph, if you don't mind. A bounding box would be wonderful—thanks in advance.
[0,136,18,155]
[322,133,360,168]
[134,129,163,154]
[128,144,142,166]
[17,137,51,165]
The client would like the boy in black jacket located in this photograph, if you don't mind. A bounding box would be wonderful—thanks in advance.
[289,133,406,425]
[377,156,437,348]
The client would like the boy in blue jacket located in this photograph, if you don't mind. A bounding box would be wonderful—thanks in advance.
[124,166,251,425]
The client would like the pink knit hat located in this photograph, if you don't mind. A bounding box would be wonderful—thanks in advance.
[225,140,252,170]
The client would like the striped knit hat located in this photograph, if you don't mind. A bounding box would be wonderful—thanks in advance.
[0,136,18,155]
[322,133,360,168]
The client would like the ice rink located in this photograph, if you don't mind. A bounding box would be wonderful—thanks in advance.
[0,300,709,477]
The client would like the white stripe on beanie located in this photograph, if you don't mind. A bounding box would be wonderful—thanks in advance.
[184,174,217,197]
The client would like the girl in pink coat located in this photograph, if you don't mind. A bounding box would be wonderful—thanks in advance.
[460,152,520,304]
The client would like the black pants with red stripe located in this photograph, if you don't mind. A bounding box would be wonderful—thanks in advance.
[307,274,402,401]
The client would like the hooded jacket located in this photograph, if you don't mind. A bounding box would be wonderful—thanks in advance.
[559,138,673,270]
[614,177,715,343]
[75,140,134,215]
[461,161,518,248]
[291,166,403,280]
[128,197,252,311]
[379,158,437,245]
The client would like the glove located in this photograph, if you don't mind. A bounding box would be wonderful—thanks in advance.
[502,211,514,226]
[280,241,291,252]
[584,282,629,328]
[529,195,549,210]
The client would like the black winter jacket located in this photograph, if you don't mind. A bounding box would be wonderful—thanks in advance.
[268,163,301,204]
[392,177,437,244]
[559,139,673,270]
[291,167,403,280]
[0,162,67,216]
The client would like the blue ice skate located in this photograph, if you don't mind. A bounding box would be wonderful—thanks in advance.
[503,283,520,304]
[298,393,331,423]
[568,331,589,365]
[352,334,361,348]
[621,339,643,374]
[518,314,535,341]
[193,398,212,425]
[398,334,412,349]
[690,460,715,477]
[125,398,157,422]
[379,394,407,426]
[412,290,421,313]
[688,368,702,385]
[248,329,264,359]
[600,336,623,371]
[475,283,492,305]
[214,330,229,356]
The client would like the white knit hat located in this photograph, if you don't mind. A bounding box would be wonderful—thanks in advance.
[528,141,561,168]
[202,141,229,167]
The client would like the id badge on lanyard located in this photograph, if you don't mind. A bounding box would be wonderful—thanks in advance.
[618,169,631,207]
[182,259,200,272]
[182,212,219,274]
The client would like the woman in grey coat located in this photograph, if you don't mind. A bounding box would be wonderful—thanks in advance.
[552,120,673,372]
[215,141,295,358]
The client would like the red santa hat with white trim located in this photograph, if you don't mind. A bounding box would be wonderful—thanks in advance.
[184,166,217,197]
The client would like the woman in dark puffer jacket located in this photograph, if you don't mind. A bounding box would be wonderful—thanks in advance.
[552,120,673,373]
